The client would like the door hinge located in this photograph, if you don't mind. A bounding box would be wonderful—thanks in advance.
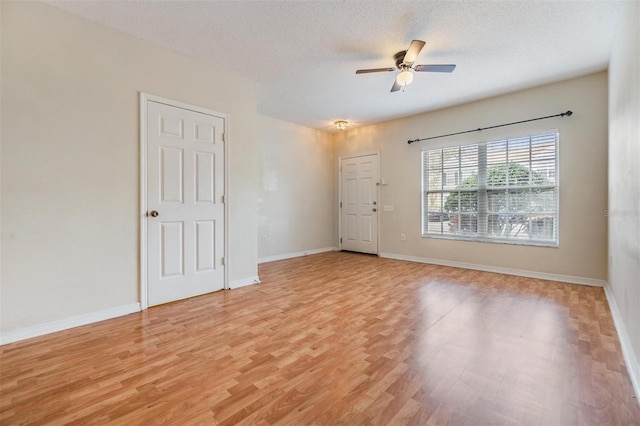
[221,195,225,203]
[340,237,342,244]
[222,133,225,143]
[340,201,342,208]
[221,257,225,266]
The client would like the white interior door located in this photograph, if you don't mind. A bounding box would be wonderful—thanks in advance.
[146,100,225,306]
[340,153,379,254]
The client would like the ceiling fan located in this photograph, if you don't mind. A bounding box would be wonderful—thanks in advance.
[355,40,456,92]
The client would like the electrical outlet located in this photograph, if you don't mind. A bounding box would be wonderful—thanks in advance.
[262,234,268,243]
[400,233,406,241]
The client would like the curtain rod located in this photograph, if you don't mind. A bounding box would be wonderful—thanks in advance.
[407,110,573,145]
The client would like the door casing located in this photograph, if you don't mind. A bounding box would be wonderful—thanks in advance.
[139,92,229,310]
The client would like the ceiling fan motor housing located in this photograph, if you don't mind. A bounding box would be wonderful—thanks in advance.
[394,50,408,69]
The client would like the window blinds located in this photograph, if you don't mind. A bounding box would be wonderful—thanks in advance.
[422,132,558,246]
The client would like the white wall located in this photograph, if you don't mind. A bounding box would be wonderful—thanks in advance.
[334,72,609,282]
[256,115,335,261]
[1,1,258,333]
[608,0,640,395]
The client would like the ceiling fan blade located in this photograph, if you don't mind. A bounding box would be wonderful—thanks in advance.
[414,64,456,73]
[391,80,401,92]
[402,40,426,65]
[355,67,395,74]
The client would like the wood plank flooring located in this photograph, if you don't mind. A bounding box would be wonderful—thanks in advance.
[1,251,639,425]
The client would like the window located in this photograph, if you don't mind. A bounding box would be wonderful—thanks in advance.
[422,132,558,246]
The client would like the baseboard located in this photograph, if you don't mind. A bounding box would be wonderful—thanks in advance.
[378,252,606,287]
[229,276,261,289]
[0,303,141,346]
[258,246,337,264]
[604,282,640,402]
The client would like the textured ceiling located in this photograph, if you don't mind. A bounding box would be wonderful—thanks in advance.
[46,0,623,131]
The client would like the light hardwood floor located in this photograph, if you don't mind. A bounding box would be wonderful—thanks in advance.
[1,252,639,425]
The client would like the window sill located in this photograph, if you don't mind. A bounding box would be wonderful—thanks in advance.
[421,233,559,248]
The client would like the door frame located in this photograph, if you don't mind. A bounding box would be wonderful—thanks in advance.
[139,92,230,310]
[338,151,381,254]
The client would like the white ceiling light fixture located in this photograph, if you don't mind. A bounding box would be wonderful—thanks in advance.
[335,120,348,131]
[396,68,414,91]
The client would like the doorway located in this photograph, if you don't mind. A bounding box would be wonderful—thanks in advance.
[339,153,379,254]
[140,94,228,308]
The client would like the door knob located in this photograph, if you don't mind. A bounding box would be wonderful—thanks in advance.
[373,201,377,205]
[149,210,159,217]
[372,208,377,212]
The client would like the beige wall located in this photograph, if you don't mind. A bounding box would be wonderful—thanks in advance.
[256,116,335,259]
[608,0,640,389]
[334,72,609,281]
[1,1,258,332]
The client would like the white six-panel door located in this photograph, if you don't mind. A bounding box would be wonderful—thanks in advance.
[146,100,225,306]
[340,154,379,254]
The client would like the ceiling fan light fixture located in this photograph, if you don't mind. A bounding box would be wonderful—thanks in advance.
[335,120,348,131]
[396,69,414,87]
[355,40,456,93]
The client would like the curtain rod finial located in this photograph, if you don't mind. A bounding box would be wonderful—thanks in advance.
[564,110,573,117]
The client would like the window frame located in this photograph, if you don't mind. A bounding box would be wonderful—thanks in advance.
[421,131,560,248]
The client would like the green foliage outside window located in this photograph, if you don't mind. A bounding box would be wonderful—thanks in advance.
[444,163,550,212]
